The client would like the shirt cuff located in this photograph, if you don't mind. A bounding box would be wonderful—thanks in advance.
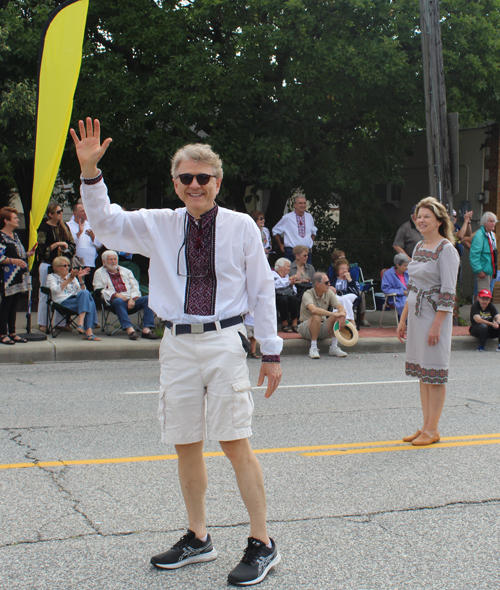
[82,170,103,185]
[262,355,281,363]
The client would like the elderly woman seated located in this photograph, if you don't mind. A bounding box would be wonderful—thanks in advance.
[47,256,100,341]
[290,245,315,283]
[272,257,300,333]
[331,257,362,322]
[381,253,410,317]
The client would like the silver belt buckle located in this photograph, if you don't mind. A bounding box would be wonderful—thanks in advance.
[190,323,204,334]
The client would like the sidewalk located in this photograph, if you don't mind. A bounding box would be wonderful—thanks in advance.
[1,306,479,364]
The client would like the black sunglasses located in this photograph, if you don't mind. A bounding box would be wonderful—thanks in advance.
[324,281,331,285]
[258,216,265,220]
[55,209,63,214]
[176,173,217,186]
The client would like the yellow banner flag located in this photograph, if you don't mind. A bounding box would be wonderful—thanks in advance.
[29,0,89,267]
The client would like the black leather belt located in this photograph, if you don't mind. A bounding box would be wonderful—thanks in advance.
[164,315,243,335]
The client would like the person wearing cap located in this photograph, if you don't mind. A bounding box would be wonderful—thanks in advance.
[469,289,500,352]
[393,206,422,260]
[71,118,282,586]
[297,272,347,358]
[470,212,498,295]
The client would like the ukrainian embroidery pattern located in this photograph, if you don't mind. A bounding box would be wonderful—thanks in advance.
[184,206,218,316]
[82,171,103,185]
[409,285,440,315]
[296,213,306,238]
[412,240,446,263]
[262,355,280,363]
[405,362,448,384]
[438,291,455,308]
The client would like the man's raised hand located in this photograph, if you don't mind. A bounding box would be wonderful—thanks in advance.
[69,118,112,178]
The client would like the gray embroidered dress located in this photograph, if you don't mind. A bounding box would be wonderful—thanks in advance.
[405,239,460,384]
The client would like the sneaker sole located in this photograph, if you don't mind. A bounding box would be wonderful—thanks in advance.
[229,551,281,586]
[151,548,218,569]
[329,352,347,357]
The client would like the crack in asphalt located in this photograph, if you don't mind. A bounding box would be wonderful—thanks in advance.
[1,497,498,550]
[5,429,102,541]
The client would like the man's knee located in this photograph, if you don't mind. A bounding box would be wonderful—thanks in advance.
[220,438,252,462]
[175,440,204,459]
[309,315,321,327]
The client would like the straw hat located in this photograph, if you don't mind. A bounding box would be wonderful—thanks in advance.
[333,319,358,347]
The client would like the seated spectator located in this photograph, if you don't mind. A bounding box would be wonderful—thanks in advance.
[297,272,348,358]
[290,245,315,282]
[244,312,259,359]
[469,289,500,352]
[272,258,300,333]
[93,250,158,340]
[328,250,370,326]
[381,253,410,317]
[47,256,100,341]
[331,258,361,322]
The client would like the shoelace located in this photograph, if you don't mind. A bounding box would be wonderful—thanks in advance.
[172,533,194,550]
[241,539,265,565]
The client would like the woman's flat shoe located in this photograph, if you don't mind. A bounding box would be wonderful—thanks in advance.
[412,432,440,446]
[403,430,422,442]
[282,325,293,333]
[1,336,15,345]
[249,352,261,359]
[64,325,73,332]
[76,325,85,334]
[38,325,47,333]
[292,326,299,333]
[9,334,27,343]
[82,334,101,341]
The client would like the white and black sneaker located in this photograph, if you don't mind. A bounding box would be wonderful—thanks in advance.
[150,529,217,569]
[228,537,281,586]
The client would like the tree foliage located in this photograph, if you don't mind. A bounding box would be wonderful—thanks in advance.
[3,0,500,239]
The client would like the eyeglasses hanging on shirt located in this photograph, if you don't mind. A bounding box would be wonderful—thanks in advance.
[176,212,211,278]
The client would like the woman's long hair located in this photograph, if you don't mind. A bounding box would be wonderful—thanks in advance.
[46,201,72,242]
[415,197,455,243]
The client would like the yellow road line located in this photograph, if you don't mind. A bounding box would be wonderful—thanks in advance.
[302,439,500,456]
[1,433,499,471]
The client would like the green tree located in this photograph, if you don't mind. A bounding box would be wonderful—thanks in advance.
[3,0,500,243]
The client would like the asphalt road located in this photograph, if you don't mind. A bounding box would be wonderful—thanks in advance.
[1,351,499,589]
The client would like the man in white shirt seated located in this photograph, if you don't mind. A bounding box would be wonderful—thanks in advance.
[298,272,348,358]
[92,250,158,340]
[67,200,102,290]
[272,194,317,263]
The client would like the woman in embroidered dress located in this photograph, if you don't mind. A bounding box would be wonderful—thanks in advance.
[0,208,37,344]
[397,197,459,446]
[47,256,100,341]
[251,211,272,258]
[37,201,76,332]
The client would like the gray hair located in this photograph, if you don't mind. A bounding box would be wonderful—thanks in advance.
[102,250,118,263]
[274,257,290,271]
[312,272,326,287]
[394,253,410,266]
[480,212,497,226]
[171,143,223,179]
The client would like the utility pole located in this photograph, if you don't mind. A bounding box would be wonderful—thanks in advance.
[419,0,454,213]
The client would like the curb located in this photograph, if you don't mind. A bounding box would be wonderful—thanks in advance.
[0,334,481,364]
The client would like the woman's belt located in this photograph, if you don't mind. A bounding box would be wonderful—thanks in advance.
[408,285,440,316]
